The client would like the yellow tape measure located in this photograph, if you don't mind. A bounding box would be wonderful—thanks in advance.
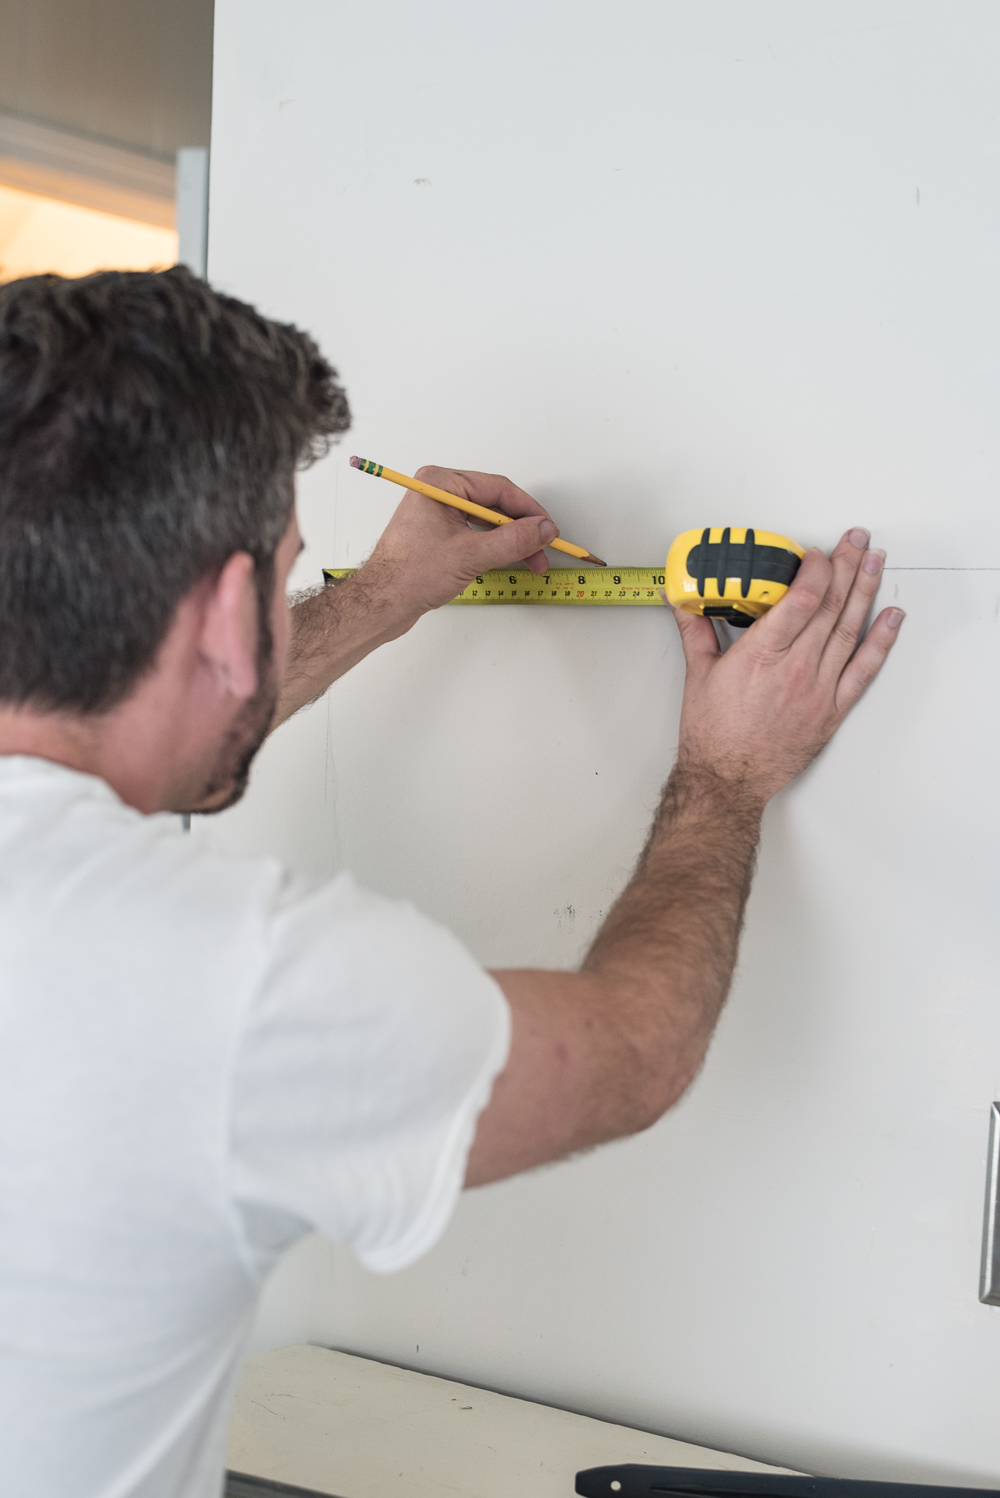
[322,567,668,605]
[665,527,803,627]
[323,529,803,614]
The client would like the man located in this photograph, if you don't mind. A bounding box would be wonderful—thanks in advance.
[0,268,902,1498]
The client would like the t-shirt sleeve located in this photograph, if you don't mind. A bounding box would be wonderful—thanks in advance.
[227,872,510,1274]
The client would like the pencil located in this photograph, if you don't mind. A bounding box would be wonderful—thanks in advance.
[349,457,606,567]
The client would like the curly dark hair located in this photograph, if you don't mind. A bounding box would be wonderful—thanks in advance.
[0,266,350,712]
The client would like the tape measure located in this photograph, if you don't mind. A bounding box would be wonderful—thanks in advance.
[665,527,803,626]
[322,567,668,605]
[323,529,803,617]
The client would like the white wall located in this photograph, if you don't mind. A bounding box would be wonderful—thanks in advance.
[206,0,1000,1481]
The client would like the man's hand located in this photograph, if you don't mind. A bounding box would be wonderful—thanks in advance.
[673,528,904,805]
[364,465,560,616]
[273,466,559,726]
[465,527,903,1187]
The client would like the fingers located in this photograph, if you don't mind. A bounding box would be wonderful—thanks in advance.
[671,607,721,671]
[750,548,832,652]
[466,513,559,572]
[818,545,886,678]
[523,548,552,575]
[797,527,871,660]
[411,464,560,574]
[834,606,904,714]
[413,465,550,521]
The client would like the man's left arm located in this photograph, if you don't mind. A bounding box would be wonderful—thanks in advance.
[273,467,560,727]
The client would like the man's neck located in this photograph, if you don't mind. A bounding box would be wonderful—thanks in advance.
[0,682,207,814]
[0,706,153,811]
[0,710,100,773]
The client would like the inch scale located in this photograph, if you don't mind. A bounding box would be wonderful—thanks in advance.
[322,566,668,606]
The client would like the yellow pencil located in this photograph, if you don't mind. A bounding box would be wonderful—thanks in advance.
[349,457,606,567]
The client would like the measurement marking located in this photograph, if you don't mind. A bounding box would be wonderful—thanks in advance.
[323,566,669,605]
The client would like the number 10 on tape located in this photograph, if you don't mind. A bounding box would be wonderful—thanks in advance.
[322,567,669,606]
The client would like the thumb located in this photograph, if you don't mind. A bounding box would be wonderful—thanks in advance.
[469,515,559,571]
[671,606,720,672]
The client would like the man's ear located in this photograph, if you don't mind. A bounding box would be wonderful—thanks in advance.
[199,552,260,701]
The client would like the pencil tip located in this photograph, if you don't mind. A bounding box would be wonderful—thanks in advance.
[349,455,362,468]
[585,553,607,567]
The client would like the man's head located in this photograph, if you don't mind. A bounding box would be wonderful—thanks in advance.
[0,268,349,812]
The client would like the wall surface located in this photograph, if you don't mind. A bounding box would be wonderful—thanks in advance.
[205,0,1000,1482]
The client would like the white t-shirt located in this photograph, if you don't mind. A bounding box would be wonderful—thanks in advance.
[0,756,510,1498]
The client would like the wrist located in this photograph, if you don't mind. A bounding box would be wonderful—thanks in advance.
[334,554,424,643]
[666,757,769,825]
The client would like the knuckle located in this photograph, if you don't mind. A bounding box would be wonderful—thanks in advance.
[744,640,778,668]
[817,588,847,618]
[789,666,817,701]
[847,576,878,607]
[852,654,882,691]
[831,617,859,651]
[791,580,826,609]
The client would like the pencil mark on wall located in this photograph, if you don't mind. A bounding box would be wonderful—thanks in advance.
[820,20,916,36]
[413,178,431,186]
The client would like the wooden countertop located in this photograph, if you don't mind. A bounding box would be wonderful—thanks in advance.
[227,1344,795,1498]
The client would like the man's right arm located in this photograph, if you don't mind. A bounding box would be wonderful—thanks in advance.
[465,530,903,1187]
[272,468,559,727]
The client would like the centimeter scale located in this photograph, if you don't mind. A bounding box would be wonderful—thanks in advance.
[322,566,668,605]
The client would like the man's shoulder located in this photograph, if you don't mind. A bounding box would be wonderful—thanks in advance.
[0,752,495,1018]
[0,753,294,946]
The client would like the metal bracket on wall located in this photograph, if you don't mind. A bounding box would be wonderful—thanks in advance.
[980,1102,1000,1305]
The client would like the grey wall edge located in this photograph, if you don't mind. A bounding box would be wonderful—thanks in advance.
[979,1102,1000,1306]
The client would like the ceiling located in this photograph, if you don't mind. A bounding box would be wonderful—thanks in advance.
[0,0,213,161]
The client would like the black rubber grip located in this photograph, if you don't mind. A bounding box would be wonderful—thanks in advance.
[686,536,799,591]
[741,527,755,597]
[717,527,730,599]
[696,526,711,597]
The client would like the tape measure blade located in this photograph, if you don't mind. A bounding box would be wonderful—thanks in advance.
[323,567,667,605]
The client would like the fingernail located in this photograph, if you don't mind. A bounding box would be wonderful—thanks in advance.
[862,548,885,575]
[886,608,905,629]
[849,528,870,549]
[539,520,557,543]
